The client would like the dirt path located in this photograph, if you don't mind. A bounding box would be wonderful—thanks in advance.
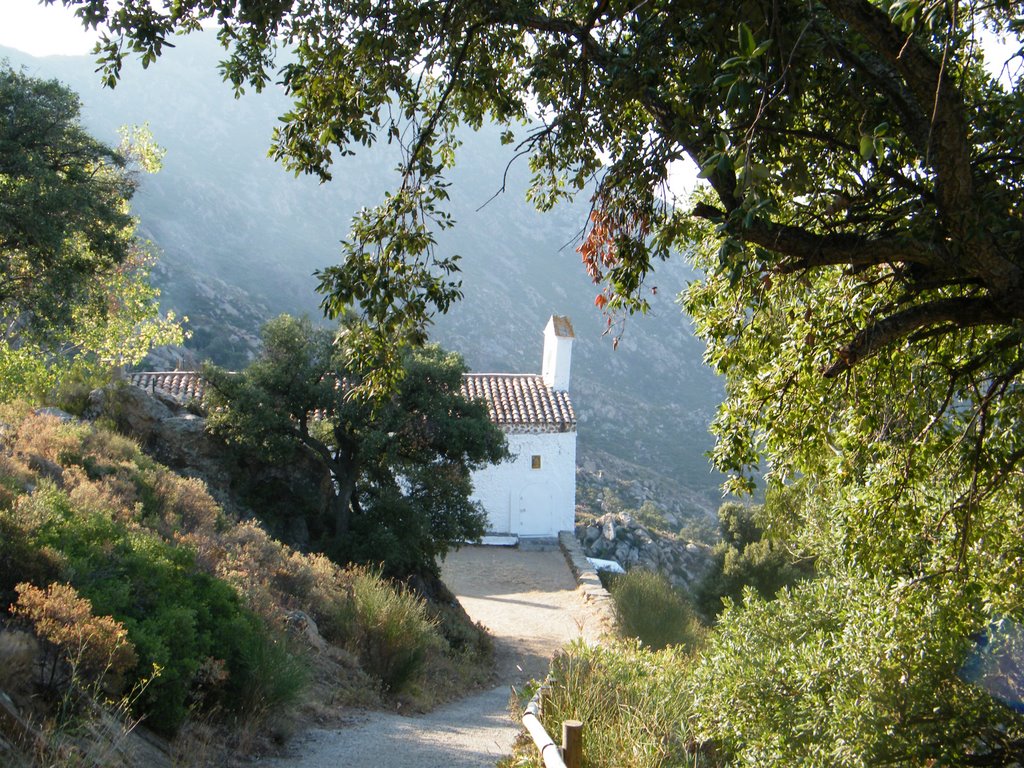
[264,544,608,768]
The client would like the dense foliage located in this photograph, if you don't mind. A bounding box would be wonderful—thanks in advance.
[690,568,1022,766]
[46,0,1024,761]
[0,65,183,401]
[1,64,134,326]
[204,314,507,577]
[693,502,813,620]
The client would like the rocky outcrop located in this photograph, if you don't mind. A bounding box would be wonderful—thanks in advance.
[85,384,230,486]
[576,513,715,591]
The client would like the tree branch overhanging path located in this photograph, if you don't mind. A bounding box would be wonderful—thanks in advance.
[58,0,1024,475]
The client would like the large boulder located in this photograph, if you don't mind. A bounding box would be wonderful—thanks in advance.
[85,383,175,441]
[576,512,715,592]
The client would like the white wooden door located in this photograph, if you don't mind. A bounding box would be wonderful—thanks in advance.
[517,483,552,536]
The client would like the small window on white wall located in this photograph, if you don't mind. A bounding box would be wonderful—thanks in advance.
[531,455,542,470]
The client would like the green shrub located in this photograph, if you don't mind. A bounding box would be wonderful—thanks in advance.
[3,481,305,734]
[131,467,223,537]
[229,620,308,717]
[689,571,1024,767]
[528,640,704,768]
[610,569,702,651]
[347,566,440,692]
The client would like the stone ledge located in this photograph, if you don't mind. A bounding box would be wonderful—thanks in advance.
[558,530,615,629]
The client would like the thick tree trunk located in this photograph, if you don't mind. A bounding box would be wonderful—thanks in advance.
[330,459,356,537]
[327,436,359,538]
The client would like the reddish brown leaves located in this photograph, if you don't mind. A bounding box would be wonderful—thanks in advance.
[579,209,619,283]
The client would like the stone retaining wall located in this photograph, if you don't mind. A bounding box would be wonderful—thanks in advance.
[558,531,615,629]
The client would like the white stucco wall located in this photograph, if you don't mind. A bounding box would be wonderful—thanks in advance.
[471,430,576,537]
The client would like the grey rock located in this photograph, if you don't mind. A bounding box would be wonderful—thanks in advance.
[88,383,174,441]
[285,610,328,652]
[577,511,716,599]
[33,407,75,423]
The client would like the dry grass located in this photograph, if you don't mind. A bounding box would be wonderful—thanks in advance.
[0,407,498,766]
[504,640,710,768]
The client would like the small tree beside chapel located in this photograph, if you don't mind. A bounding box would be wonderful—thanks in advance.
[204,314,507,577]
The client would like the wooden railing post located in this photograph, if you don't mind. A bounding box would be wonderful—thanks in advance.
[523,682,584,768]
[561,719,582,768]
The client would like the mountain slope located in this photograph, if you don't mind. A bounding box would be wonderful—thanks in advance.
[3,37,725,522]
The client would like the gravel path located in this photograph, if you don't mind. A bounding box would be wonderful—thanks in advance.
[264,544,608,768]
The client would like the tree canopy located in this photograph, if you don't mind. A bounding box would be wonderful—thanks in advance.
[50,1,1024,759]
[0,64,182,401]
[58,0,1024,555]
[56,0,1024,449]
[1,65,133,325]
[204,314,507,577]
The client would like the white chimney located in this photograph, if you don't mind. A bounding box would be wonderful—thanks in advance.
[541,315,575,390]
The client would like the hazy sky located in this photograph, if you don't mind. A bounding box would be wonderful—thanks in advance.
[0,0,99,56]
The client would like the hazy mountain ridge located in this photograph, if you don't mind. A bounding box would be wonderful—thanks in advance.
[3,36,725,521]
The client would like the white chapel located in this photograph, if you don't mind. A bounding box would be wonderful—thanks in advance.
[461,315,577,539]
[126,314,579,540]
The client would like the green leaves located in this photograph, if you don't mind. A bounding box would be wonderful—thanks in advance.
[738,22,757,58]
[311,169,464,391]
[691,567,1023,766]
[1,65,135,325]
[0,67,183,403]
[858,123,890,162]
[715,23,773,108]
[205,315,507,577]
[858,133,876,161]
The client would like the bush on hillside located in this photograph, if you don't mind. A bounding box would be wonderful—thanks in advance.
[0,408,488,745]
[12,582,138,692]
[2,481,303,733]
[610,569,702,651]
[229,619,309,718]
[0,412,312,735]
[346,566,440,692]
[520,640,701,768]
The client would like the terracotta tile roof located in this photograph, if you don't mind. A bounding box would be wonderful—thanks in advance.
[461,373,576,433]
[127,371,207,403]
[127,370,576,433]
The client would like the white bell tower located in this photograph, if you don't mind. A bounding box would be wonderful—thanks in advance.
[541,315,574,391]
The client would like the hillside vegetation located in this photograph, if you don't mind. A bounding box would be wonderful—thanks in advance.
[0,405,491,765]
[0,37,724,523]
